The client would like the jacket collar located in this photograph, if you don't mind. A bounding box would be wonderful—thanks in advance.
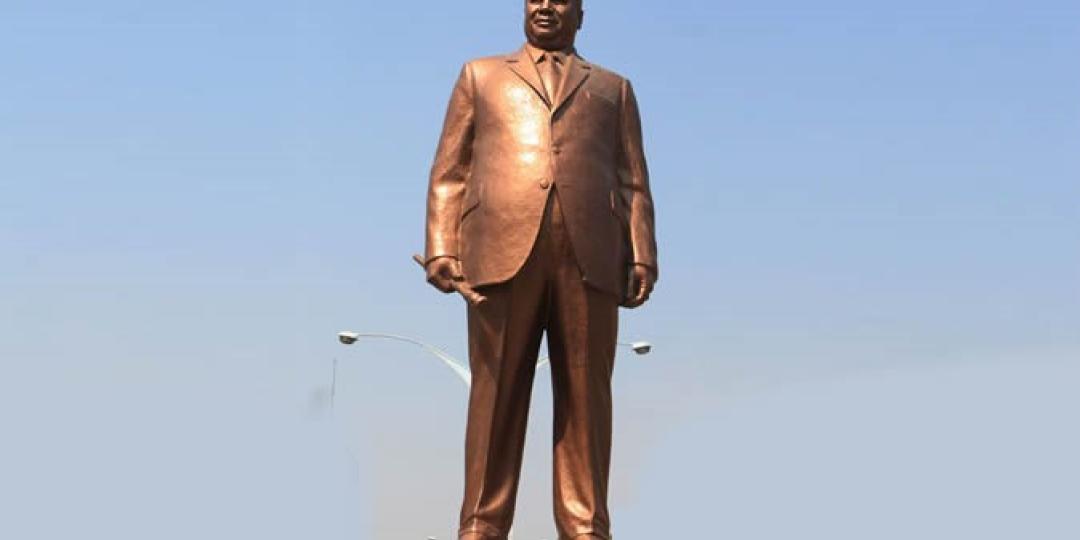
[505,44,592,112]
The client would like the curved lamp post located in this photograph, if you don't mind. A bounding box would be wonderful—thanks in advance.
[334,330,651,394]
[337,332,472,384]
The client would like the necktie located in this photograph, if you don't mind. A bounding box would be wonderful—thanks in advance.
[539,52,562,103]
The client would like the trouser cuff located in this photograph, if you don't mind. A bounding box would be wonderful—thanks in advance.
[459,521,505,540]
[564,531,611,540]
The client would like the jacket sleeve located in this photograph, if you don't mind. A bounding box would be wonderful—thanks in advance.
[616,78,659,279]
[425,63,476,263]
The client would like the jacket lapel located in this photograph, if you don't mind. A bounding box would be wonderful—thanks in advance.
[505,46,550,107]
[552,55,591,116]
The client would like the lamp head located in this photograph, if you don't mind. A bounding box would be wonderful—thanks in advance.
[630,341,652,355]
[337,331,360,345]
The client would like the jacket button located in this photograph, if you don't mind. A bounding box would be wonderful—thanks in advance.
[539,178,551,189]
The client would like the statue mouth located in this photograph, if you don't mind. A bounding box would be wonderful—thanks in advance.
[532,17,558,29]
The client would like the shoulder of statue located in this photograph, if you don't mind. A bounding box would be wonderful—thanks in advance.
[459,53,511,81]
[467,53,510,66]
[574,55,624,83]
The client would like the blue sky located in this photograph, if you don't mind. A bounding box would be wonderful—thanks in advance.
[2,1,1078,538]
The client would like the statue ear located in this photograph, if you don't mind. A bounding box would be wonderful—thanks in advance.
[578,10,585,30]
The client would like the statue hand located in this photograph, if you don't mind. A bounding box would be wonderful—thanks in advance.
[426,256,465,294]
[622,264,656,308]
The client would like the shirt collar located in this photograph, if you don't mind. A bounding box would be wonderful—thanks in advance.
[525,42,576,64]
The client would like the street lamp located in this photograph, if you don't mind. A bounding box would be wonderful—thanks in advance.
[336,331,471,384]
[336,331,652,388]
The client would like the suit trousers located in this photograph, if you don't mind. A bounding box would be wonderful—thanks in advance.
[458,188,619,540]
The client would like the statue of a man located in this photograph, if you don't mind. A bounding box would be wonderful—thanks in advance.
[423,0,657,537]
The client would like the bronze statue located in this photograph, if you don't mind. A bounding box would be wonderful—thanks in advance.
[423,0,657,538]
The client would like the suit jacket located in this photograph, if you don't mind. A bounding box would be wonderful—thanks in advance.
[425,45,658,299]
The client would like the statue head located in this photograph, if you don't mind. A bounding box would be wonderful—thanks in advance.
[524,0,584,51]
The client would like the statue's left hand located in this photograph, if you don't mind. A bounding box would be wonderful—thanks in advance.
[622,264,656,308]
[426,256,465,294]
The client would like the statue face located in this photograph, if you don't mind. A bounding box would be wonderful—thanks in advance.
[524,0,583,50]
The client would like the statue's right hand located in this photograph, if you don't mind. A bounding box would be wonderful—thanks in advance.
[425,256,464,294]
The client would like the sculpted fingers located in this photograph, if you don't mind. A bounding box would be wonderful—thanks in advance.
[449,259,465,281]
[622,269,645,308]
[632,277,649,307]
[624,265,655,308]
[426,257,459,293]
[639,277,654,304]
[425,271,452,293]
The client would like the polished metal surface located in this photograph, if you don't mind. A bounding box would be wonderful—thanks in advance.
[459,193,618,539]
[422,1,658,538]
[424,42,657,301]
